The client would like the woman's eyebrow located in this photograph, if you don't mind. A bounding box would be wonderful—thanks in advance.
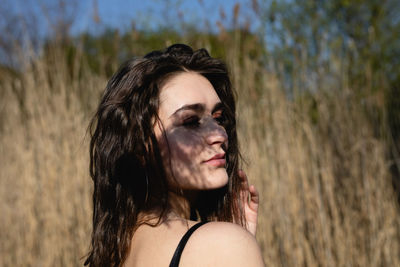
[169,103,205,118]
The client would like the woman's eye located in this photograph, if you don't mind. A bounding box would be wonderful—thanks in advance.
[182,117,200,127]
[213,111,226,126]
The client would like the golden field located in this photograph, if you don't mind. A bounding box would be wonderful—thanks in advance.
[0,30,399,266]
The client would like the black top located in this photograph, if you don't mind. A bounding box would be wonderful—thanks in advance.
[169,221,209,267]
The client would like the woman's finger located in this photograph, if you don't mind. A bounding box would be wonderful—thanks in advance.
[249,185,259,202]
[248,185,259,211]
[237,170,259,236]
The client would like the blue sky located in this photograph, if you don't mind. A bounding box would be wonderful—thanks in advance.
[0,0,262,66]
[7,0,258,37]
[75,0,256,33]
[74,0,256,33]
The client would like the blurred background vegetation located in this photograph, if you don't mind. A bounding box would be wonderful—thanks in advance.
[0,0,399,266]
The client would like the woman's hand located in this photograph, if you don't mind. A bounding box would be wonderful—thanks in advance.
[238,170,259,236]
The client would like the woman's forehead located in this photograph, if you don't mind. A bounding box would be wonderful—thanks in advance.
[158,72,221,118]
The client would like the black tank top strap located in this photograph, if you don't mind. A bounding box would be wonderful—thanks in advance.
[169,221,209,267]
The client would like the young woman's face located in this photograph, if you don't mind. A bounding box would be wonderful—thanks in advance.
[155,72,229,190]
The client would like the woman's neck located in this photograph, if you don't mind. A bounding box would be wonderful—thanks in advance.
[137,189,200,226]
[167,189,199,220]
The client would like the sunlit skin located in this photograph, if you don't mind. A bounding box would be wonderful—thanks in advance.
[155,72,229,191]
[125,72,264,267]
[154,71,259,235]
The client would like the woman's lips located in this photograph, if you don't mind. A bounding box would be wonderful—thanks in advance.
[204,153,226,167]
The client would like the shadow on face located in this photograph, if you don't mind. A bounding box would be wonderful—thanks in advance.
[154,72,229,191]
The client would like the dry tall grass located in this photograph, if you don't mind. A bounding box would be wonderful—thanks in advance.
[0,49,104,266]
[231,41,400,266]
[0,39,399,267]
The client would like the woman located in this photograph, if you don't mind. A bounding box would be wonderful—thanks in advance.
[85,44,264,266]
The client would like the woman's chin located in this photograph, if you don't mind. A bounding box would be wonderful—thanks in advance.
[168,167,229,190]
[202,169,229,190]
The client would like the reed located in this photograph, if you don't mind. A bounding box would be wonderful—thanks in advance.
[0,30,399,267]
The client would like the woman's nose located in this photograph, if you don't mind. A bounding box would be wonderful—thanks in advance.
[204,119,228,146]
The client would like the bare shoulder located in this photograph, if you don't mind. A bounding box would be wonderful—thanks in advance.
[180,222,265,267]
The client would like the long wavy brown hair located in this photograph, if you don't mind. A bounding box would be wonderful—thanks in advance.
[84,44,245,267]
